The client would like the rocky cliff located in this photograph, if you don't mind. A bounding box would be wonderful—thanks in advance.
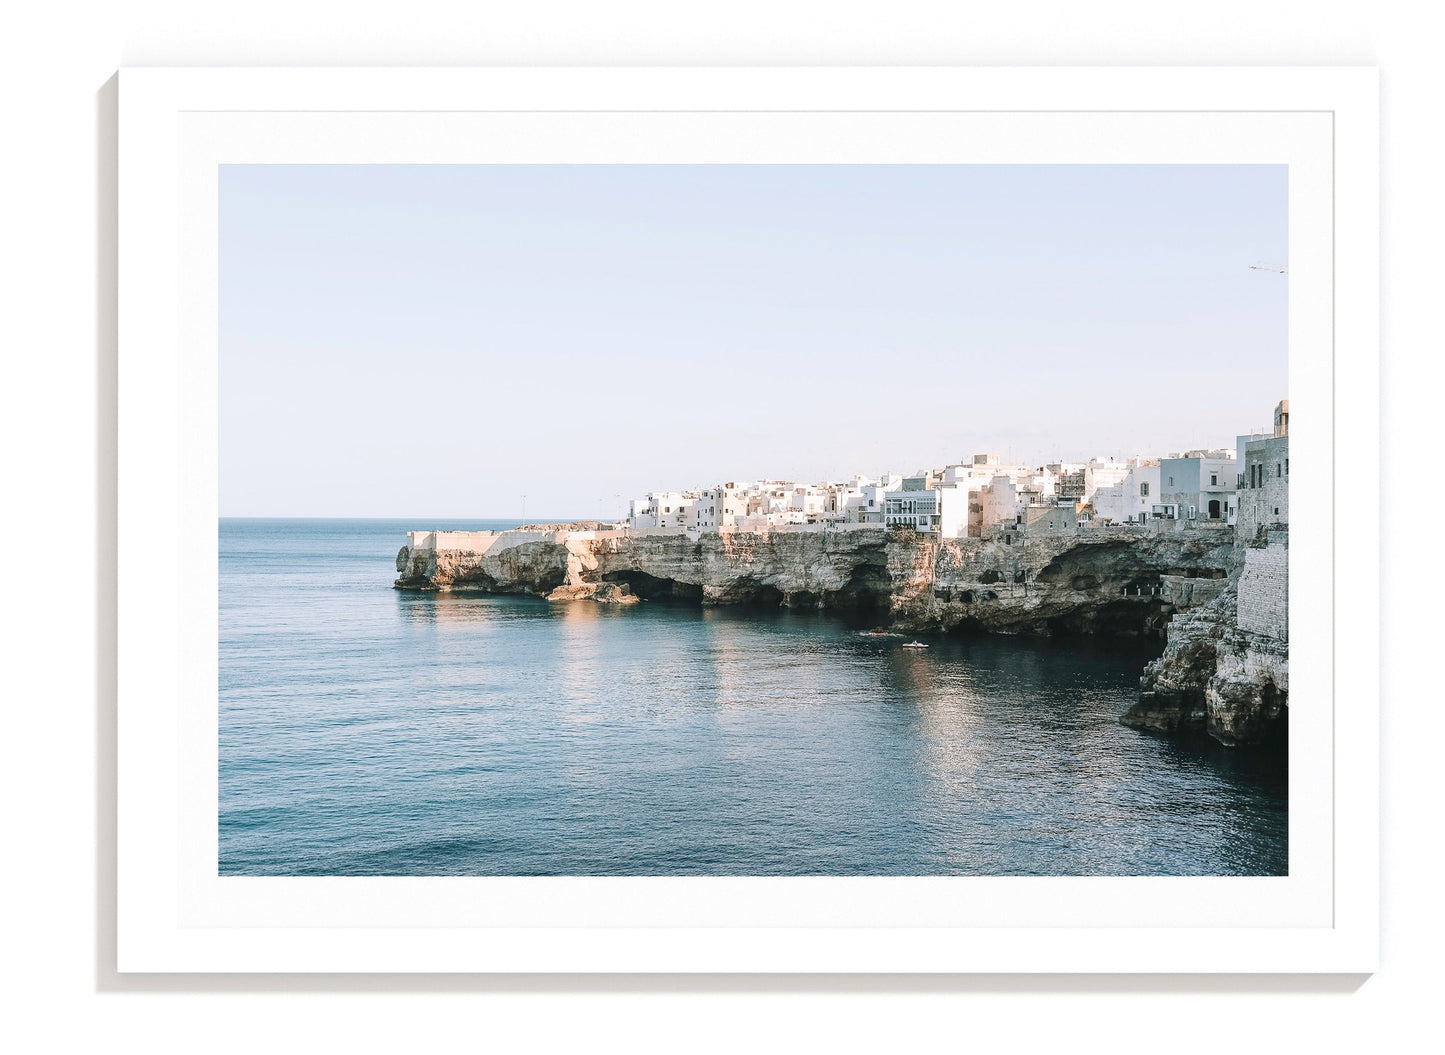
[1122,527,1289,748]
[395,524,1285,746]
[396,525,1233,638]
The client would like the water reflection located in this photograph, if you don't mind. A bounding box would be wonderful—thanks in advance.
[395,588,501,627]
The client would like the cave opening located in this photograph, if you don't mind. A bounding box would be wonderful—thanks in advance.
[828,562,892,614]
[601,570,703,603]
[1044,598,1173,642]
[741,583,786,608]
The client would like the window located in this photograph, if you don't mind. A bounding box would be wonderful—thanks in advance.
[1168,476,1174,487]
[1277,464,1282,478]
[1140,482,1150,496]
[1210,474,1218,486]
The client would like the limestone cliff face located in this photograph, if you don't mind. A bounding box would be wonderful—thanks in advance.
[396,537,592,598]
[887,530,1233,637]
[1123,529,1289,747]
[397,529,890,607]
[397,526,1233,637]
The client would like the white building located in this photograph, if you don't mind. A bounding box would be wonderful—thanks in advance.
[1083,457,1133,503]
[788,485,833,519]
[627,491,696,532]
[1091,462,1161,524]
[852,482,887,523]
[716,482,755,527]
[1157,450,1237,522]
[882,479,967,536]
[687,488,720,532]
[933,484,969,537]
[835,481,871,522]
[970,474,1021,536]
[627,496,659,529]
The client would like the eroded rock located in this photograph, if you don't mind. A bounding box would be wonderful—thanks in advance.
[1126,529,1289,748]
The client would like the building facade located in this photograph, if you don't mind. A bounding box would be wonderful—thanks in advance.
[1237,400,1290,539]
[1157,452,1237,522]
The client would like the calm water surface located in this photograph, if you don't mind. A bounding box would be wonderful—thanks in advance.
[220,518,1287,876]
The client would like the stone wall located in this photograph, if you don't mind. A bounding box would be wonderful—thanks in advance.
[1161,574,1228,610]
[1237,434,1289,540]
[1237,531,1289,641]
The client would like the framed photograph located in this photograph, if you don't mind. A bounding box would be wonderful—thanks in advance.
[117,66,1378,973]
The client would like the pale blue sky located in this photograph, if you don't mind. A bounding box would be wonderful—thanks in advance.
[220,164,1286,518]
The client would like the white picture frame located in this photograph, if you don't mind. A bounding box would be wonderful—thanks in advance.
[117,66,1378,973]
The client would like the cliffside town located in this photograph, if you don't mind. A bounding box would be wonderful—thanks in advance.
[621,403,1287,540]
[395,401,1290,748]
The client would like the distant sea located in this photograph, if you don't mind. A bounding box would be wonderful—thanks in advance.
[219,518,1287,876]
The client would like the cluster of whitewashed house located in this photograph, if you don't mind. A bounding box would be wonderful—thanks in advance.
[626,402,1289,540]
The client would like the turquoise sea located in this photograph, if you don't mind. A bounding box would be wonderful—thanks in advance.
[219,518,1287,876]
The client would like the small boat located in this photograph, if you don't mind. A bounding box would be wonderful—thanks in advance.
[901,640,929,649]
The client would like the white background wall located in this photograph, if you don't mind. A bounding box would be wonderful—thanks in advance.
[0,2,1436,1050]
